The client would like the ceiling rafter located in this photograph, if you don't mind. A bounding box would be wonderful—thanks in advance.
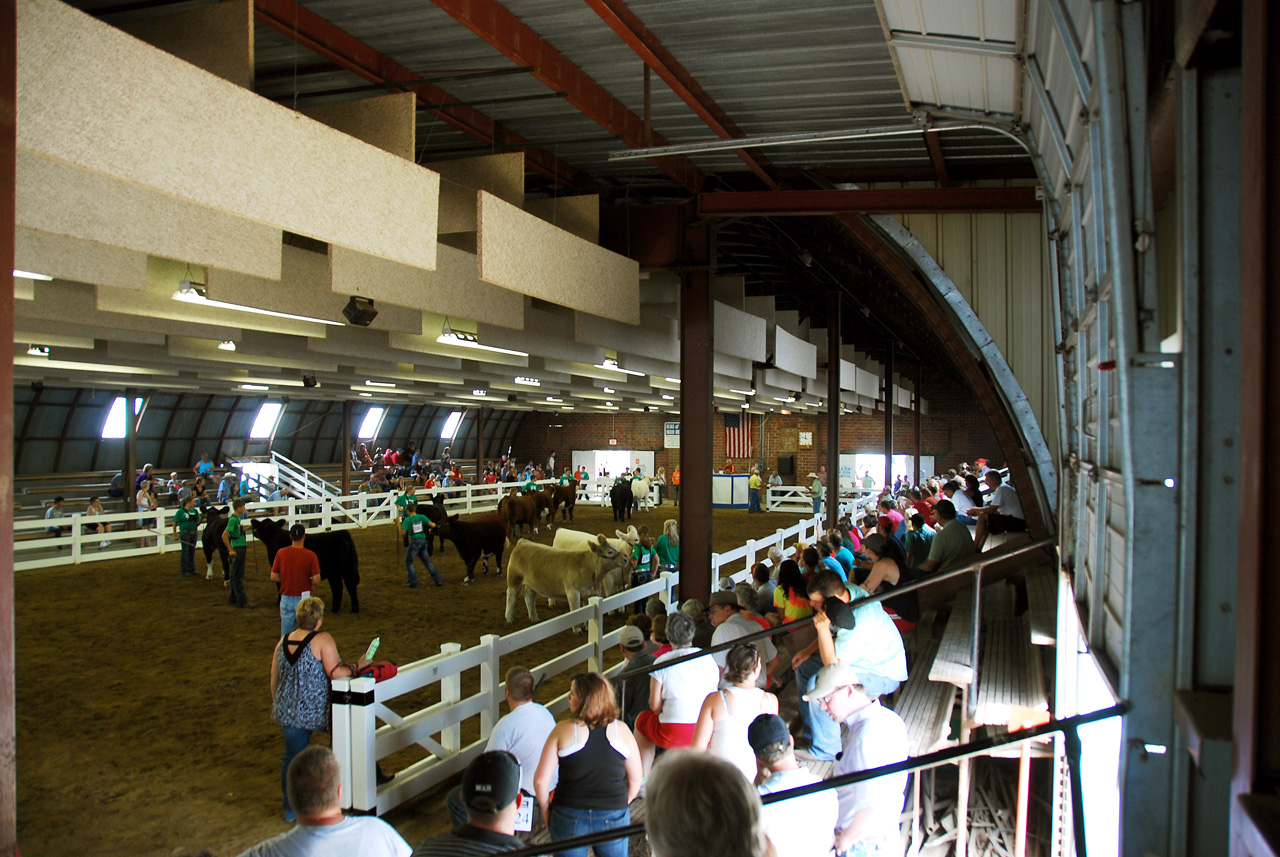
[429,0,707,193]
[923,131,952,187]
[248,0,588,187]
[581,0,780,190]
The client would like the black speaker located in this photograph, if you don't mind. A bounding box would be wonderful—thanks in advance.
[507,393,517,402]
[778,455,794,476]
[342,296,378,326]
[302,374,318,388]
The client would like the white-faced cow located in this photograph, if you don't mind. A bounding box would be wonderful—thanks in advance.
[201,505,231,582]
[435,512,508,584]
[250,518,361,613]
[505,539,630,632]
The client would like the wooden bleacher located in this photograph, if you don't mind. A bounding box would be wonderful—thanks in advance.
[1024,567,1058,646]
[894,636,958,757]
[973,615,1049,727]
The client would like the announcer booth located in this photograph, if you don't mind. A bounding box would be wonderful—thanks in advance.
[711,473,750,508]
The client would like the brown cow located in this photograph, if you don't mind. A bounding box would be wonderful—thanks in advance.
[497,489,551,537]
[545,482,578,523]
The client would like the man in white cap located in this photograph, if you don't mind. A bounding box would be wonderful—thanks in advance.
[748,713,838,857]
[803,664,908,856]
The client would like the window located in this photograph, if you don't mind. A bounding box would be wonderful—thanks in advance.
[101,397,143,439]
[440,410,463,439]
[249,402,284,439]
[357,407,386,440]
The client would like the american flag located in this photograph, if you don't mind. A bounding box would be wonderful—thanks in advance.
[724,412,752,459]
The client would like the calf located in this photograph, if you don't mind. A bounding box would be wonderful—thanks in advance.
[201,506,231,581]
[498,490,551,537]
[415,492,449,554]
[545,482,578,523]
[504,539,630,632]
[631,476,653,512]
[250,518,361,613]
[609,481,632,521]
[435,512,508,583]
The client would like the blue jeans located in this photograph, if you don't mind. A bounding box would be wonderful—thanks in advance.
[841,838,898,856]
[228,550,247,606]
[279,594,302,638]
[549,804,630,857]
[796,653,841,760]
[748,488,761,513]
[281,726,312,816]
[813,497,822,515]
[405,540,441,586]
[956,514,977,525]
[179,532,196,576]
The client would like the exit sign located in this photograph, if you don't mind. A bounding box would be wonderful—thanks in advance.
[609,438,618,446]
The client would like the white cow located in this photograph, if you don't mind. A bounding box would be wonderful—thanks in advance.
[505,538,631,632]
[552,528,639,608]
[630,476,653,512]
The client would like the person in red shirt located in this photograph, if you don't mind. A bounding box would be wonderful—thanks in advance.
[270,523,322,638]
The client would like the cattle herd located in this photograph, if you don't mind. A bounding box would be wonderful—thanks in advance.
[199,480,651,628]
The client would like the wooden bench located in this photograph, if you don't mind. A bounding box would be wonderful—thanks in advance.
[894,637,958,758]
[929,588,975,687]
[972,616,1048,727]
[1024,567,1058,646]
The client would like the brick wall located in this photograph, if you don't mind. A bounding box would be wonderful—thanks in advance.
[511,370,1004,480]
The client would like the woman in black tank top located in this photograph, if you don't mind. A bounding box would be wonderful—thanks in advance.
[534,672,642,857]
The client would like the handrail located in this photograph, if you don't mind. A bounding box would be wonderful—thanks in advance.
[491,702,1128,857]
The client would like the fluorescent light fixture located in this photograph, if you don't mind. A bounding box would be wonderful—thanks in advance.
[437,324,528,357]
[514,376,541,386]
[26,345,49,357]
[218,340,237,351]
[661,394,675,401]
[741,402,750,409]
[172,284,342,326]
[665,377,681,384]
[781,409,791,415]
[546,396,563,403]
[358,406,386,440]
[365,380,397,388]
[14,269,53,281]
[594,358,645,377]
[773,396,796,403]
[730,388,756,396]
[241,383,270,391]
[440,411,464,439]
[249,402,284,438]
[602,386,615,394]
[629,407,645,412]
[358,392,373,397]
[472,388,488,396]
[605,401,614,406]
[561,405,574,410]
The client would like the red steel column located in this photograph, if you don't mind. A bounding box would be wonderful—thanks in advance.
[825,291,841,527]
[0,0,16,845]
[679,216,714,607]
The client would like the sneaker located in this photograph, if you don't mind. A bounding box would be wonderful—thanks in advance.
[403,582,419,588]
[434,581,444,588]
[99,540,110,548]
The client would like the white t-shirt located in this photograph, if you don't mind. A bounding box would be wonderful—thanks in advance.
[235,816,411,857]
[710,613,778,689]
[651,647,720,724]
[949,490,975,514]
[988,483,1024,520]
[834,702,908,841]
[758,767,839,857]
[487,701,557,795]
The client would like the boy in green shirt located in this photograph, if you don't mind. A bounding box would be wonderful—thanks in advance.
[395,478,416,547]
[401,501,442,588]
[222,497,250,607]
[172,495,202,578]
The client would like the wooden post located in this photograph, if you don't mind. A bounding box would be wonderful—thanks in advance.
[826,291,841,528]
[679,216,714,607]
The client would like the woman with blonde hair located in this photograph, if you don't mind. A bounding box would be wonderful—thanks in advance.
[655,519,679,570]
[269,596,369,821]
[534,672,642,857]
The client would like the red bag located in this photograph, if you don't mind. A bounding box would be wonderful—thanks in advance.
[355,661,398,681]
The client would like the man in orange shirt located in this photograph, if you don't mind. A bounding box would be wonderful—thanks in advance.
[270,523,322,637]
[672,467,681,506]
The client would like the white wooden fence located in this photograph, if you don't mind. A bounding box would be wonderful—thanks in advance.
[330,497,867,816]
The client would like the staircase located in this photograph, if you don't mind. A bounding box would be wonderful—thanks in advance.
[271,451,340,499]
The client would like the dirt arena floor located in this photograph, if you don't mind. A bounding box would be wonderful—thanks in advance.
[14,500,808,857]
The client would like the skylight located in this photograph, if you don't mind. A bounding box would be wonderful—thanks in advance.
[358,407,386,440]
[440,411,464,439]
[249,402,284,439]
[101,397,143,439]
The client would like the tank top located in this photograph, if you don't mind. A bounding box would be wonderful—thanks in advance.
[879,561,921,623]
[708,685,767,782]
[554,722,629,810]
[272,631,330,732]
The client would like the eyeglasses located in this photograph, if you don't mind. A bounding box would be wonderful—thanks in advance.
[815,685,851,708]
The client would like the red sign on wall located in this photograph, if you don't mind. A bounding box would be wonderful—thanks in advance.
[609,438,617,446]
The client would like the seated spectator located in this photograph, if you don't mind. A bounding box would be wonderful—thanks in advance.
[857,533,921,633]
[626,614,658,656]
[708,591,779,690]
[415,752,525,856]
[690,644,779,781]
[816,539,846,582]
[903,512,936,568]
[771,560,816,654]
[107,470,126,498]
[907,487,935,528]
[235,746,410,857]
[877,497,905,538]
[963,473,984,508]
[190,475,209,510]
[614,626,657,730]
[734,582,771,631]
[918,500,978,574]
[680,599,714,649]
[44,496,68,541]
[748,714,838,857]
[193,452,215,477]
[445,668,555,835]
[216,471,236,503]
[644,751,769,857]
[827,531,855,577]
[650,614,672,657]
[972,470,1027,550]
[799,546,821,580]
[83,495,111,548]
[942,480,977,524]
[752,563,777,616]
[634,612,721,776]
[165,472,182,505]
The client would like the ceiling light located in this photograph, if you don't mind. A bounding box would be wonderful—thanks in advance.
[605,401,614,406]
[173,286,342,326]
[781,409,791,415]
[661,393,675,400]
[730,388,756,396]
[595,358,645,377]
[514,376,541,386]
[546,396,563,402]
[218,340,236,351]
[561,405,574,410]
[665,377,681,384]
[472,388,488,396]
[438,324,528,357]
[365,380,396,388]
[13,269,53,281]
[241,384,270,391]
[741,402,750,409]
[773,396,796,403]
[602,386,615,394]
[359,392,373,398]
[629,407,645,412]
[26,345,49,357]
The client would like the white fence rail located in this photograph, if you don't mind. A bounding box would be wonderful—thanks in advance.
[330,497,864,816]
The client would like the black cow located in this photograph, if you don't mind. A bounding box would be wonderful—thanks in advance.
[249,518,361,613]
[414,493,449,554]
[201,505,231,581]
[436,512,508,584]
[610,482,632,521]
